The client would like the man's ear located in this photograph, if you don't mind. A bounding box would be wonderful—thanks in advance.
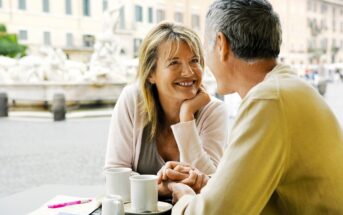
[216,32,230,61]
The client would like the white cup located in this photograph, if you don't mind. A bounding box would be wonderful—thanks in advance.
[101,195,124,215]
[130,175,158,213]
[104,167,131,203]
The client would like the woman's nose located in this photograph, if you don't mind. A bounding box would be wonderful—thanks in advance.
[181,63,194,76]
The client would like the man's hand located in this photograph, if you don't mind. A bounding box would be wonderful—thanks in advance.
[179,86,211,122]
[168,183,196,204]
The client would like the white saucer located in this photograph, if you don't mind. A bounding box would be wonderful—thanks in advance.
[124,201,172,215]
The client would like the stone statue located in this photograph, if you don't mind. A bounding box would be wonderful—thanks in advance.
[88,0,127,83]
[101,0,124,41]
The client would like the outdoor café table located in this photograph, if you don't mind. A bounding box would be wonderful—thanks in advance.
[0,184,104,215]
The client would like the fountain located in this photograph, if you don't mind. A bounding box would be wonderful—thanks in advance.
[88,0,128,83]
[0,0,134,120]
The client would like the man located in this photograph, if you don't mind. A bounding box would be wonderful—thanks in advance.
[161,0,343,214]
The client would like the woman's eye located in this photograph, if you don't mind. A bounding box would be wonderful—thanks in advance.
[191,58,199,64]
[168,61,179,66]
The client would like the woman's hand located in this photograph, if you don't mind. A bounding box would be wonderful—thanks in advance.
[179,86,211,122]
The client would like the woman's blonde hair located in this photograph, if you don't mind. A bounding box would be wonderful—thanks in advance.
[137,22,204,141]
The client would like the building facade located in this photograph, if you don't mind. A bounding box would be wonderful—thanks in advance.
[118,0,212,58]
[0,0,342,64]
[270,0,343,65]
[0,0,212,62]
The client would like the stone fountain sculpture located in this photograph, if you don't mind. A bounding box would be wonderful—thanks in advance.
[88,0,127,83]
[0,0,131,120]
[0,0,129,84]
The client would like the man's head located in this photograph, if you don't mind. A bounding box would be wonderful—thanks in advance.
[204,0,282,94]
[206,0,281,60]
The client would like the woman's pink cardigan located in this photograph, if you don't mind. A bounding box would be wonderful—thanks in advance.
[104,83,229,174]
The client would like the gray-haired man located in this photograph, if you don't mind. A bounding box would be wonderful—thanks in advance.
[164,0,343,214]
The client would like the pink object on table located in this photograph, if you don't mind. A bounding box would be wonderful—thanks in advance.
[47,199,92,209]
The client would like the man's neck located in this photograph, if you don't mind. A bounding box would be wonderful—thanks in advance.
[234,59,277,98]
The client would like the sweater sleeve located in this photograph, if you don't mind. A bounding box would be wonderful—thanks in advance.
[170,101,229,175]
[104,86,135,170]
[172,99,289,215]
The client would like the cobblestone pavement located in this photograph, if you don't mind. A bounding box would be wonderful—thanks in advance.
[0,82,342,198]
[0,117,110,198]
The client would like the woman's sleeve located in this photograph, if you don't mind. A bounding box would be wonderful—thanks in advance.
[171,101,229,175]
[104,86,135,170]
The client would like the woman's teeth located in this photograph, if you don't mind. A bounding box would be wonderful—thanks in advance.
[178,81,194,86]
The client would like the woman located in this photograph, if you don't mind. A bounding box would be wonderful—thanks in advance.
[104,22,229,176]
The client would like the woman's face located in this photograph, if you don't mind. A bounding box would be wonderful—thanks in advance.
[149,41,203,103]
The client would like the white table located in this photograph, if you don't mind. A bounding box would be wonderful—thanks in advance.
[0,184,104,215]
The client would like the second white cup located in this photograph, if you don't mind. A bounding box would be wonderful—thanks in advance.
[104,167,132,203]
[130,175,158,213]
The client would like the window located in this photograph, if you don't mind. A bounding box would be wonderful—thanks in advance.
[148,7,153,23]
[19,30,28,40]
[83,0,90,16]
[332,39,336,48]
[66,33,73,47]
[43,0,49,12]
[191,14,200,30]
[333,19,336,32]
[133,38,142,57]
[65,0,72,15]
[103,0,108,11]
[43,31,51,45]
[119,6,125,29]
[321,3,327,14]
[135,5,143,22]
[307,0,312,11]
[83,35,95,48]
[321,19,326,30]
[313,1,317,12]
[156,9,165,23]
[174,12,183,23]
[18,0,26,10]
[321,38,328,50]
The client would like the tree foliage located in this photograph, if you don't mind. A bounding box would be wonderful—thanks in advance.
[0,23,27,58]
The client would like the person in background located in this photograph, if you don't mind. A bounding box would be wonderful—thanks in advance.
[160,0,343,214]
[104,22,229,196]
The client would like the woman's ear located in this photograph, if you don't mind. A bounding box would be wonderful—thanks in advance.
[217,32,230,62]
[148,73,156,84]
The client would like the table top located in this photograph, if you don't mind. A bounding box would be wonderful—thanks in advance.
[0,184,104,215]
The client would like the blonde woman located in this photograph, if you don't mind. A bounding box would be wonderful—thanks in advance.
[104,22,229,179]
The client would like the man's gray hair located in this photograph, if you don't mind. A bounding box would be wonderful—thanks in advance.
[206,0,282,61]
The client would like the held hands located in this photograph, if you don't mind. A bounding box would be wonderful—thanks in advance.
[179,86,211,122]
[157,161,209,202]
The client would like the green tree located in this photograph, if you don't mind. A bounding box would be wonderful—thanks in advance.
[0,23,27,58]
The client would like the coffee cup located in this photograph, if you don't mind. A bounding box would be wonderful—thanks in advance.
[130,175,158,213]
[104,167,131,203]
